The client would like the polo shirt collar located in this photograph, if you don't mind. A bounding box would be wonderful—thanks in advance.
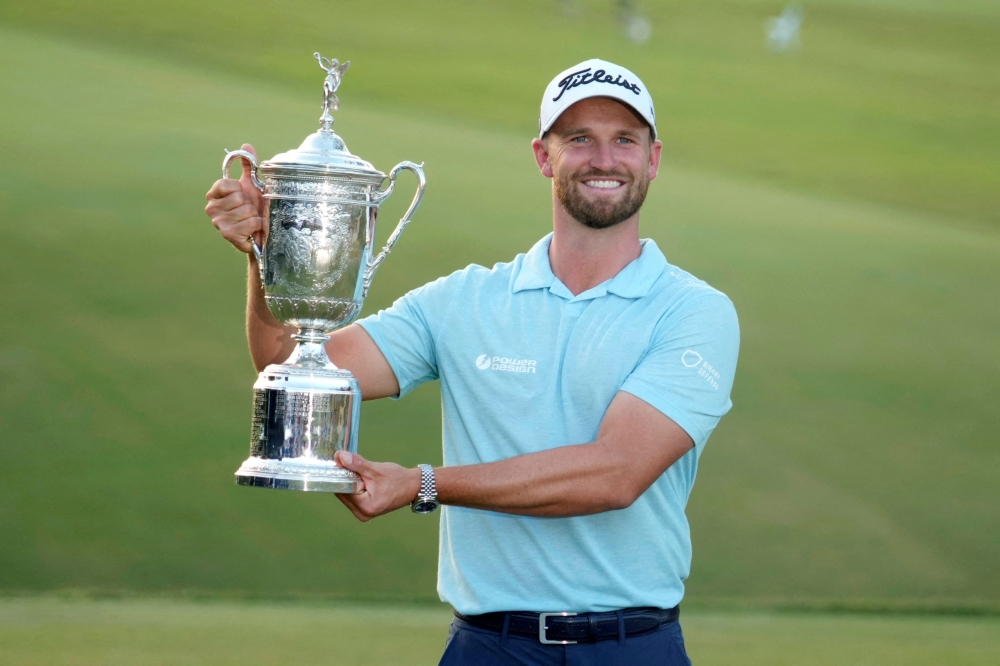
[512,233,667,300]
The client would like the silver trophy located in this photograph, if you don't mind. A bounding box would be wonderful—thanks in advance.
[223,53,425,492]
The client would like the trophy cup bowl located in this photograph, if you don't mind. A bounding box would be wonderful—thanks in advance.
[225,53,425,492]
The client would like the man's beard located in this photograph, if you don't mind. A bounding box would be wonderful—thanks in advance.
[554,167,649,230]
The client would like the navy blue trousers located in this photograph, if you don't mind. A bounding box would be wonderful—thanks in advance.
[438,616,692,666]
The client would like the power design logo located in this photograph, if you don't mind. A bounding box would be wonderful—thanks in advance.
[475,354,538,374]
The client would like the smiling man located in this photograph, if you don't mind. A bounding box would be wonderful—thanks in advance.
[206,58,739,665]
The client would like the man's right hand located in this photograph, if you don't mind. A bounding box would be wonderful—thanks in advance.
[205,143,265,254]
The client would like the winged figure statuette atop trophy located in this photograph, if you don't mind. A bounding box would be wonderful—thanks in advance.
[314,52,351,130]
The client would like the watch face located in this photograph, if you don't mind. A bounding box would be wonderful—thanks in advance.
[412,500,439,514]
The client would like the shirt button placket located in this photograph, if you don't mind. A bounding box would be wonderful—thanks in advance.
[555,300,587,370]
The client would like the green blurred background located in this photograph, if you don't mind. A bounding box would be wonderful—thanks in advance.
[0,0,998,663]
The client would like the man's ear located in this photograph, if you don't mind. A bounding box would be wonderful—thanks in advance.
[647,139,663,181]
[531,138,554,179]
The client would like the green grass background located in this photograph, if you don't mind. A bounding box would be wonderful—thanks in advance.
[0,0,998,625]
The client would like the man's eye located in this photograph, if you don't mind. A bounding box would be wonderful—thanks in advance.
[571,136,588,143]
[617,137,634,144]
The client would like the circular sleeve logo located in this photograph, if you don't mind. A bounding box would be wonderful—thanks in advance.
[475,354,492,370]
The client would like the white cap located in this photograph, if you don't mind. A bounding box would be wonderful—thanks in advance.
[539,59,657,140]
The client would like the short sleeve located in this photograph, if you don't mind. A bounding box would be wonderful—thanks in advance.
[620,293,740,449]
[357,275,456,398]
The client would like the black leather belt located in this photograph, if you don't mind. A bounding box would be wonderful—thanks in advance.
[454,606,680,644]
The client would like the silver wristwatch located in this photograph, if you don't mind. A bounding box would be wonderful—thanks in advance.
[411,464,439,514]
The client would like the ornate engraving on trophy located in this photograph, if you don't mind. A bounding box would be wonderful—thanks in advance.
[226,52,425,492]
[267,200,359,292]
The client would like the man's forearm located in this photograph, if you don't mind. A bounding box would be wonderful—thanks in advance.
[435,439,640,517]
[246,255,295,372]
[435,393,693,518]
[334,441,635,521]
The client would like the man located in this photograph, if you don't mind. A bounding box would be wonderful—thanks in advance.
[206,59,739,665]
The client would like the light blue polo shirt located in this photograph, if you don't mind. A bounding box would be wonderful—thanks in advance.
[358,233,739,614]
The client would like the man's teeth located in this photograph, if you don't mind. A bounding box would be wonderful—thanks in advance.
[583,180,623,189]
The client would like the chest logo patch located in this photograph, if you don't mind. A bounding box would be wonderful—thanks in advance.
[475,354,537,374]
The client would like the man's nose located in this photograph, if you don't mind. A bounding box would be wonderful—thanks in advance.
[589,140,617,171]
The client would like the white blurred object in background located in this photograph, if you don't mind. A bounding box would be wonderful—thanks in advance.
[618,0,652,45]
[766,3,804,53]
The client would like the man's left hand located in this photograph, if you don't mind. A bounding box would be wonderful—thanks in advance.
[334,451,422,522]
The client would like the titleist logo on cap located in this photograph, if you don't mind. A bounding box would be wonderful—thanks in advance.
[552,67,643,102]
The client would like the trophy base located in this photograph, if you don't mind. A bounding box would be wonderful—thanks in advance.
[235,456,362,493]
[236,347,363,494]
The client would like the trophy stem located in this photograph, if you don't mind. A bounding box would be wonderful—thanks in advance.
[285,327,337,370]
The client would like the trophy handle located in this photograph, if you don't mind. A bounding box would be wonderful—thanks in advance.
[363,161,426,297]
[222,149,266,279]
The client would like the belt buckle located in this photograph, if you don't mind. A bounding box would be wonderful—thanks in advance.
[538,612,577,644]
